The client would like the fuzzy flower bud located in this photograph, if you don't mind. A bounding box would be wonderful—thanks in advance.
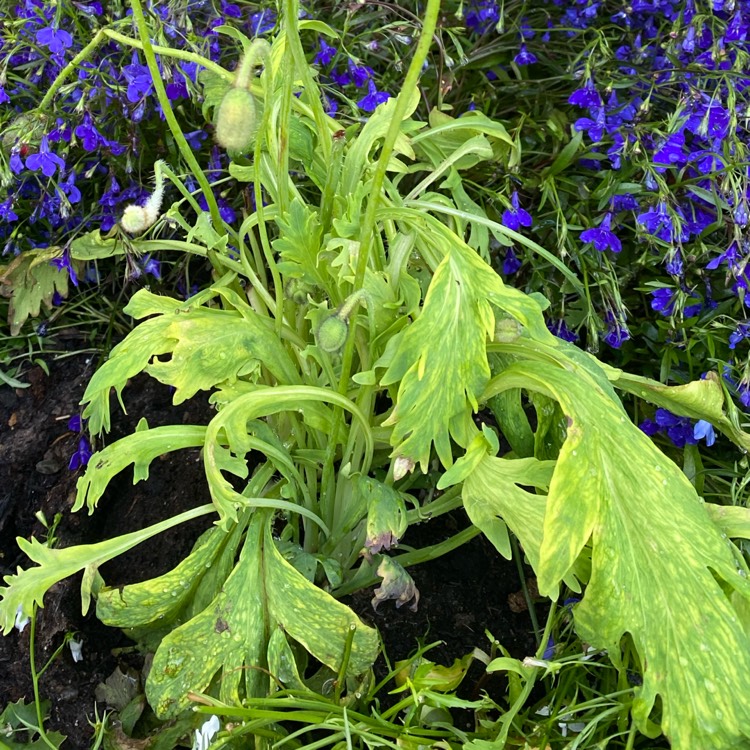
[214,87,256,155]
[121,160,166,235]
[315,312,349,353]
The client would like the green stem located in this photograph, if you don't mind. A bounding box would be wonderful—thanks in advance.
[39,29,106,110]
[325,0,440,494]
[28,610,60,750]
[129,0,224,233]
[38,27,230,112]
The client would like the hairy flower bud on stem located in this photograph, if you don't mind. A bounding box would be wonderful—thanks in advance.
[121,160,166,235]
[314,290,368,354]
[214,40,270,155]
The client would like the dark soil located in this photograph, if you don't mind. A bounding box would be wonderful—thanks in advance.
[0,358,541,749]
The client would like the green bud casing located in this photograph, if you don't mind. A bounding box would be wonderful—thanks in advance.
[215,88,256,154]
[315,313,348,353]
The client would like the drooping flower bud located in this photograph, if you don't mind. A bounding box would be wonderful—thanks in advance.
[214,87,256,155]
[121,160,166,235]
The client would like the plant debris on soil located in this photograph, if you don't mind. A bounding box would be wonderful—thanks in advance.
[0,358,540,749]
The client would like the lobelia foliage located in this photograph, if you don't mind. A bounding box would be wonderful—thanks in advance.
[4,1,750,748]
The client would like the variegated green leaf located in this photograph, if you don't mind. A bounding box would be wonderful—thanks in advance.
[147,513,379,718]
[81,288,298,434]
[484,359,750,749]
[0,247,70,335]
[600,364,750,452]
[74,422,206,513]
[0,505,215,635]
[381,243,552,470]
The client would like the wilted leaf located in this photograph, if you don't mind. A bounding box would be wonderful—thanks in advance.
[482,358,750,749]
[146,512,379,718]
[0,249,69,335]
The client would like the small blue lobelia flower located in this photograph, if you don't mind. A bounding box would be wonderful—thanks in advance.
[25,136,65,178]
[542,637,555,660]
[693,420,716,446]
[548,319,578,343]
[36,26,73,55]
[580,213,621,252]
[502,191,532,231]
[314,37,337,67]
[69,436,92,471]
[502,247,522,275]
[650,287,676,316]
[51,248,78,287]
[358,80,390,112]
[514,43,537,65]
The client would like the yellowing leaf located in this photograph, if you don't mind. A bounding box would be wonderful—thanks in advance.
[0,248,69,335]
[81,288,298,433]
[381,243,552,470]
[146,513,379,718]
[483,359,750,749]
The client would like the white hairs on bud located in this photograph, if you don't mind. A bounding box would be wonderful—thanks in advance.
[120,160,166,235]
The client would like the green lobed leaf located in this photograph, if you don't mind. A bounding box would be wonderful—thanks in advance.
[0,505,215,635]
[146,513,379,718]
[381,243,553,471]
[484,359,750,749]
[81,288,298,433]
[74,424,206,513]
[0,248,70,335]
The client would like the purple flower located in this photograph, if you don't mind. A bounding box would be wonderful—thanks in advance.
[74,112,106,151]
[51,248,78,287]
[348,59,374,88]
[314,37,337,67]
[580,213,621,252]
[542,637,555,660]
[665,250,683,277]
[654,408,697,448]
[141,255,161,280]
[67,414,84,432]
[248,10,277,34]
[36,27,73,55]
[729,323,750,349]
[25,136,65,178]
[548,319,578,343]
[707,241,742,271]
[514,44,537,65]
[653,133,688,172]
[574,107,606,142]
[568,80,602,108]
[502,191,532,231]
[123,61,152,103]
[636,201,685,243]
[358,80,390,112]
[650,288,676,316]
[69,436,92,471]
[0,199,18,222]
[502,248,522,275]
[603,311,630,348]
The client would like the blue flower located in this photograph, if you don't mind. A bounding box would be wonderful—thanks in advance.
[51,248,78,287]
[25,136,65,178]
[502,247,522,275]
[514,44,537,65]
[502,191,532,231]
[729,323,750,349]
[650,288,676,316]
[542,637,555,660]
[36,27,73,55]
[603,310,630,348]
[123,60,152,103]
[568,80,602,108]
[548,319,578,343]
[580,213,621,252]
[69,436,92,471]
[693,420,716,446]
[314,37,337,67]
[358,80,390,112]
